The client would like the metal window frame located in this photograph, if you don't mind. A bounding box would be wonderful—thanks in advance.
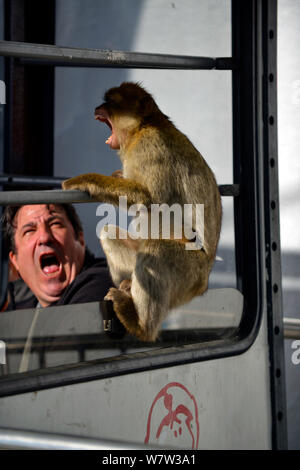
[0,0,287,449]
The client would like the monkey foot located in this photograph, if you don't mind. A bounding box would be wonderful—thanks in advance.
[104,287,151,342]
[119,279,132,294]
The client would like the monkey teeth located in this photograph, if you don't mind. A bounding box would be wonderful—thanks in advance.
[105,135,113,144]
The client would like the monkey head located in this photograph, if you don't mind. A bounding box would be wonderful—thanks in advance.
[94,82,168,150]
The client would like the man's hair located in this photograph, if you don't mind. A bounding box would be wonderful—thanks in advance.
[2,204,83,253]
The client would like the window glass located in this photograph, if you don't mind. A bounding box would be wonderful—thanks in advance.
[0,0,241,378]
[0,288,243,376]
[54,0,234,280]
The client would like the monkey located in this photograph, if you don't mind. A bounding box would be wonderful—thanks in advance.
[62,82,222,342]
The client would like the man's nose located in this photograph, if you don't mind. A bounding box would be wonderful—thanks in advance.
[37,224,54,244]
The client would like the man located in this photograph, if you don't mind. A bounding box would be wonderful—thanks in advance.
[2,203,113,310]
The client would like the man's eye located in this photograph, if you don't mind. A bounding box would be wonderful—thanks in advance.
[23,229,34,235]
[51,221,63,228]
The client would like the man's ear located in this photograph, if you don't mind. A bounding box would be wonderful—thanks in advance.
[78,231,85,248]
[9,251,19,273]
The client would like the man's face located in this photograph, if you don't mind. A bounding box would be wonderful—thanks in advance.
[9,205,85,307]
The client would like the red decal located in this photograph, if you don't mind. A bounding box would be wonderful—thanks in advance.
[145,382,199,449]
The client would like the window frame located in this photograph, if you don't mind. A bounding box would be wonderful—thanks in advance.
[0,4,283,451]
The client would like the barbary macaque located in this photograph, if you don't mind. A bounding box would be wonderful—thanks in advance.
[62,82,222,341]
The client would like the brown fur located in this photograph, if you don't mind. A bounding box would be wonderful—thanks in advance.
[63,82,222,341]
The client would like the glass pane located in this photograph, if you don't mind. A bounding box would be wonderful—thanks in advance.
[54,0,234,271]
[54,1,236,344]
[0,288,243,376]
[55,0,231,56]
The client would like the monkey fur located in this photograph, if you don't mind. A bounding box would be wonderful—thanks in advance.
[62,82,222,341]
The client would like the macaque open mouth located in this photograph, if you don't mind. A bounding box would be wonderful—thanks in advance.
[94,105,115,146]
[40,253,61,275]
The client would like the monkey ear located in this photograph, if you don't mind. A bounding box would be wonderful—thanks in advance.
[112,92,123,104]
[140,96,154,116]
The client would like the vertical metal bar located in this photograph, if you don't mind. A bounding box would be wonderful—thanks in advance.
[232,0,262,334]
[262,0,288,450]
[232,0,287,448]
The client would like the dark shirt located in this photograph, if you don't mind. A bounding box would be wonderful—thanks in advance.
[7,250,113,310]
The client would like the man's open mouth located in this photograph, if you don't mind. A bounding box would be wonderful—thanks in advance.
[39,253,61,275]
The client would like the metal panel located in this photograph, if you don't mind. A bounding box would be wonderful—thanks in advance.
[0,316,272,449]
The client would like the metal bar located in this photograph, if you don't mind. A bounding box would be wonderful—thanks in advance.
[0,185,240,206]
[0,175,240,194]
[0,189,91,205]
[0,174,66,187]
[284,317,300,339]
[0,427,159,450]
[284,317,300,329]
[219,184,240,196]
[0,40,236,70]
[261,0,287,450]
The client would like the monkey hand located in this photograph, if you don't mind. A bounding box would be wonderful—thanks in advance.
[62,174,92,192]
[62,172,151,206]
[110,169,123,178]
[62,173,107,197]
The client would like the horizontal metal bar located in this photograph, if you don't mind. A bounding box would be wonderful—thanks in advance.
[219,184,240,197]
[0,40,236,70]
[284,317,300,339]
[0,190,91,205]
[0,176,240,196]
[0,427,160,450]
[284,317,300,329]
[0,185,239,206]
[0,174,66,188]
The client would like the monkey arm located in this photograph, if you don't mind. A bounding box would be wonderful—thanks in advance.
[62,173,152,207]
[110,169,123,178]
